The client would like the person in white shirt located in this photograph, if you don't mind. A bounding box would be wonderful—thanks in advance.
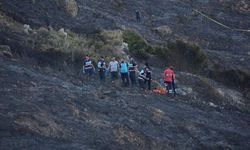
[108,57,119,81]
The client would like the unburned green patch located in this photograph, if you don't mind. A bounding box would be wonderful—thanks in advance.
[123,29,150,59]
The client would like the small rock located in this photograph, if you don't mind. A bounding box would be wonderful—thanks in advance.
[209,102,217,107]
[0,45,12,58]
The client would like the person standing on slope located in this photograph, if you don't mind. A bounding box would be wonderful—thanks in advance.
[163,66,176,95]
[144,63,152,90]
[135,10,141,22]
[128,58,138,87]
[120,58,130,87]
[83,56,95,80]
[97,56,106,82]
[138,68,147,90]
[108,57,119,82]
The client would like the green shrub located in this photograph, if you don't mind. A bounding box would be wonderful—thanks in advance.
[123,30,149,59]
[149,40,208,73]
[175,40,208,70]
[25,28,126,65]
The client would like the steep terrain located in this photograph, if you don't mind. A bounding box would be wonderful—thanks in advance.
[1,0,249,89]
[1,57,249,150]
[0,0,250,149]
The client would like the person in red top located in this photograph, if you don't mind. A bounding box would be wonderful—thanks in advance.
[163,66,176,95]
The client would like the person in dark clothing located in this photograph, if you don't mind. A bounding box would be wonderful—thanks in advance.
[128,58,137,86]
[83,56,95,80]
[97,57,106,82]
[135,10,141,22]
[138,69,147,90]
[144,63,152,90]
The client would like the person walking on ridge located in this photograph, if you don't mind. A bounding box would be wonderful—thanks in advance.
[135,10,141,22]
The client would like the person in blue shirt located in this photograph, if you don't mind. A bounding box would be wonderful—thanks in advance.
[119,58,129,87]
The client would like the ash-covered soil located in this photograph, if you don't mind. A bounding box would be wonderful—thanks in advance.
[1,57,249,150]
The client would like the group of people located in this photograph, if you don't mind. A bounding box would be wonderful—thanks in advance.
[83,56,176,95]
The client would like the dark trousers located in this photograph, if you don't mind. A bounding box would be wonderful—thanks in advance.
[136,16,141,22]
[165,81,172,92]
[145,79,151,90]
[111,71,118,80]
[129,72,136,86]
[99,70,105,82]
[172,80,176,95]
[121,72,129,86]
[165,81,176,95]
[138,79,145,89]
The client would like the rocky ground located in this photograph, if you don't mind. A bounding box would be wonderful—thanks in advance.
[1,57,250,150]
[0,0,250,149]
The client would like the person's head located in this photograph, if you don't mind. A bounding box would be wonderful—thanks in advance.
[170,66,174,70]
[112,57,115,61]
[100,56,104,61]
[120,58,124,63]
[144,62,149,67]
[85,56,90,60]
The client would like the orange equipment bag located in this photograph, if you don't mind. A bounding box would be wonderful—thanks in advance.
[153,87,167,94]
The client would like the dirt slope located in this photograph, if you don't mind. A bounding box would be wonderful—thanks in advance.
[1,57,250,150]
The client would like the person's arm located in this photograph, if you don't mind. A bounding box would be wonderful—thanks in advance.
[108,62,111,71]
[117,62,120,72]
[172,72,175,80]
[92,61,96,71]
[83,61,85,69]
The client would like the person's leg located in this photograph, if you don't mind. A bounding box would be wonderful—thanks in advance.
[132,72,136,86]
[99,71,102,81]
[111,72,114,81]
[85,69,90,80]
[166,81,171,93]
[172,80,176,95]
[121,73,125,85]
[129,72,135,86]
[164,81,168,90]
[138,79,144,89]
[129,73,133,85]
[168,82,173,93]
[125,73,129,86]
[148,79,151,90]
[102,71,105,82]
[114,72,118,80]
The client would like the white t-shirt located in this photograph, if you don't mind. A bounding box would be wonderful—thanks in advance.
[109,61,119,72]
